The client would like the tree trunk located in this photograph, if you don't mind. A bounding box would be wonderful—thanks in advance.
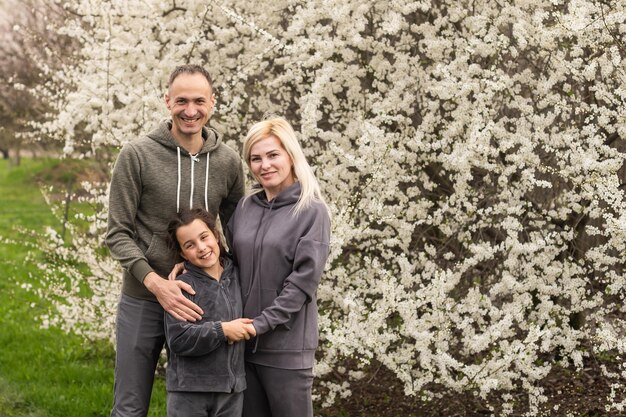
[15,145,21,166]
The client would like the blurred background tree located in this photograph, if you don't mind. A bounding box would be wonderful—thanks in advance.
[0,0,78,164]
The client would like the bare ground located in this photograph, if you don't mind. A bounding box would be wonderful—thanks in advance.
[315,354,624,417]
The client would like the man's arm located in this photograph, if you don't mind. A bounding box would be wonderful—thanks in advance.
[105,144,149,276]
[106,144,202,321]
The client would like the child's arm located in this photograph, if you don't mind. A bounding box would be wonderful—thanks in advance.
[165,313,226,356]
[165,316,255,355]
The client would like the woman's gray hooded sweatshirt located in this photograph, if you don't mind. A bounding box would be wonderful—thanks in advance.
[227,182,331,370]
[106,120,245,301]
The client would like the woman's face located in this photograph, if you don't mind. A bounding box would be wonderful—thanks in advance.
[249,135,295,201]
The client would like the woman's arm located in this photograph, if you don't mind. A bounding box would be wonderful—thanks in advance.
[253,209,331,335]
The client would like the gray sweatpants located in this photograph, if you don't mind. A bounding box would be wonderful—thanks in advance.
[242,362,314,417]
[167,391,243,417]
[111,294,166,417]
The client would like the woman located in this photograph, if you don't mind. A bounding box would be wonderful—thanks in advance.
[227,116,331,417]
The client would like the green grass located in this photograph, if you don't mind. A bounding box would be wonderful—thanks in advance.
[0,158,166,416]
[0,378,44,417]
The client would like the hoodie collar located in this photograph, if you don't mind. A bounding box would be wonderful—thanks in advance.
[183,256,232,283]
[251,181,301,209]
[146,119,222,154]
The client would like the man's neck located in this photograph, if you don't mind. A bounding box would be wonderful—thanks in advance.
[172,131,204,155]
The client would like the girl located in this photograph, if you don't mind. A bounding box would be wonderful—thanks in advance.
[165,208,255,417]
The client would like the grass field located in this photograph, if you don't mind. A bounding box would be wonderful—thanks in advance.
[3,158,618,417]
[0,158,167,416]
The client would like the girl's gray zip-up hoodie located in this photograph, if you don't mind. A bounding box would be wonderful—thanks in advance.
[227,182,331,370]
[106,120,245,301]
[165,257,246,393]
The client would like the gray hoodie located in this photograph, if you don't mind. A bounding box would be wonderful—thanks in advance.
[165,257,246,393]
[227,182,331,370]
[106,120,245,300]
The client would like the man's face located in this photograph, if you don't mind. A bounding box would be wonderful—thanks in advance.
[165,73,215,141]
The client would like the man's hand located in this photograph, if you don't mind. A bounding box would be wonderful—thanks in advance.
[167,262,185,280]
[144,272,203,321]
[222,318,256,342]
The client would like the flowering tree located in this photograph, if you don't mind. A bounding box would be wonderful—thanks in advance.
[0,0,76,161]
[37,0,626,414]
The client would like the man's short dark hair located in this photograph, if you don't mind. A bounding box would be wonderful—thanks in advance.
[168,65,213,89]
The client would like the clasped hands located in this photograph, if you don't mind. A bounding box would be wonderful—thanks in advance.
[222,318,257,343]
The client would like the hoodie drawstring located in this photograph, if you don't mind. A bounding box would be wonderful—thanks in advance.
[176,147,210,212]
[204,153,210,211]
[176,147,182,213]
[189,153,196,209]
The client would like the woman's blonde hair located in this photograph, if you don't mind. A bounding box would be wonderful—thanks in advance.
[243,116,328,216]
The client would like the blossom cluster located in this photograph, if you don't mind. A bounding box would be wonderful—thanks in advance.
[33,0,626,413]
[35,182,119,341]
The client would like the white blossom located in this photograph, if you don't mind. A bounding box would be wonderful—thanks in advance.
[26,0,626,412]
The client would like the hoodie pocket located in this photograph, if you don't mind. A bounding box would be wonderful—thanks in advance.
[145,232,170,274]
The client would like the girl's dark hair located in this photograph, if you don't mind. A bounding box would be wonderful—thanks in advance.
[166,208,225,263]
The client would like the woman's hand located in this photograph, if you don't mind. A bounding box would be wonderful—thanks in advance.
[243,322,257,337]
[222,318,256,342]
[168,262,185,280]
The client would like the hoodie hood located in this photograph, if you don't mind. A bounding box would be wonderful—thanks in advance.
[183,256,233,283]
[250,181,301,209]
[146,119,222,154]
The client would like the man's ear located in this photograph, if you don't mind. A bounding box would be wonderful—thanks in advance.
[165,93,171,109]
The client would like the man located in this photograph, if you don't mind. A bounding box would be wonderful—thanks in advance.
[106,65,245,417]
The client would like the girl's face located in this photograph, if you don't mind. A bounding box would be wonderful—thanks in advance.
[176,219,221,277]
[249,135,295,201]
